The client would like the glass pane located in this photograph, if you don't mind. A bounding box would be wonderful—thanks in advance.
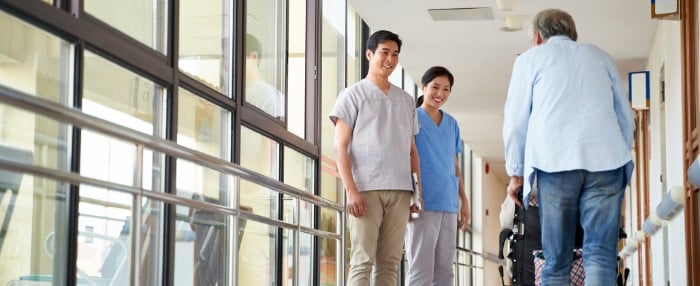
[77,186,133,284]
[319,207,338,234]
[239,220,276,285]
[179,0,232,94]
[240,177,279,220]
[0,10,73,105]
[177,87,231,159]
[319,237,339,286]
[240,127,279,219]
[246,0,286,120]
[83,50,167,138]
[299,232,313,286]
[177,159,235,207]
[283,147,314,227]
[0,102,71,171]
[174,204,231,286]
[282,196,298,225]
[287,0,305,136]
[0,175,69,285]
[403,72,415,97]
[84,0,168,54]
[80,131,136,186]
[240,126,279,178]
[346,5,361,85]
[282,228,295,286]
[319,0,346,203]
[140,198,165,285]
[389,64,403,87]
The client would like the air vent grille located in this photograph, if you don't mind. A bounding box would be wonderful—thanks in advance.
[428,7,494,21]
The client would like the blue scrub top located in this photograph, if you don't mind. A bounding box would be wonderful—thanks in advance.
[415,107,463,213]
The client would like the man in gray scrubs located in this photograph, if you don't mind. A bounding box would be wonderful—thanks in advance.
[330,30,421,286]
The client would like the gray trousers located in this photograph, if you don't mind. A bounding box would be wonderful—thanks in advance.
[404,210,458,286]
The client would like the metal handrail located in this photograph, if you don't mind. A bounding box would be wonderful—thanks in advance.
[0,84,343,213]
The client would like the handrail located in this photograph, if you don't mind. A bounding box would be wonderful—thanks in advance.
[0,158,342,241]
[456,246,499,264]
[455,246,486,258]
[0,84,343,213]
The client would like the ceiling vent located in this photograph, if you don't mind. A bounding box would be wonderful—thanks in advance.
[500,15,528,32]
[428,7,494,21]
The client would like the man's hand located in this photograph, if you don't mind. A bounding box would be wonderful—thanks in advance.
[507,176,524,207]
[346,189,366,218]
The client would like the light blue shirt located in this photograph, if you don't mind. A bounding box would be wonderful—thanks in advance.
[503,36,635,205]
[415,108,463,212]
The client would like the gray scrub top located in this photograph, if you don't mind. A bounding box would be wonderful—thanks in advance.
[329,79,419,192]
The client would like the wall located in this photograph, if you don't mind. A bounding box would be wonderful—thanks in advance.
[472,156,508,286]
[640,19,686,286]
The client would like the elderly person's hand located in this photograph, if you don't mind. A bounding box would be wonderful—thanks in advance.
[507,176,524,207]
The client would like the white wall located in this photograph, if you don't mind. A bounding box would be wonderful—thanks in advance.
[636,19,686,286]
[471,154,508,286]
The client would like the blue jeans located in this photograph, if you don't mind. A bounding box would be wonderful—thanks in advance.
[536,167,625,286]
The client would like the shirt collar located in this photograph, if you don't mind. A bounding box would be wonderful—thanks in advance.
[546,35,572,43]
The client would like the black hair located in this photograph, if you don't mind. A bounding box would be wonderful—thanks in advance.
[416,66,454,108]
[415,95,424,108]
[246,33,262,56]
[366,30,402,53]
[532,9,578,41]
[421,66,454,88]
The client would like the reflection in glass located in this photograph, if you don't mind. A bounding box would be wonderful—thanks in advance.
[245,34,285,120]
[240,127,279,219]
[246,0,286,120]
[319,237,339,286]
[77,187,133,284]
[83,50,166,138]
[177,87,230,159]
[299,232,313,286]
[282,228,295,286]
[84,0,168,54]
[174,204,230,286]
[319,0,347,204]
[319,207,338,234]
[287,0,305,136]
[239,220,276,285]
[284,147,314,227]
[0,10,73,105]
[140,198,165,285]
[179,0,232,94]
[176,159,235,207]
[0,175,69,285]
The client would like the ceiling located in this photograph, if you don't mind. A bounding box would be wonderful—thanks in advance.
[349,0,657,165]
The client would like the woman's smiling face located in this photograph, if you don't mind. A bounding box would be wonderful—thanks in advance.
[422,75,452,109]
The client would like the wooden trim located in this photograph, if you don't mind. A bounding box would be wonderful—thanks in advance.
[681,0,699,284]
[633,110,652,285]
[633,112,643,285]
[642,111,652,285]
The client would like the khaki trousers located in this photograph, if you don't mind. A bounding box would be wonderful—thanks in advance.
[347,190,411,286]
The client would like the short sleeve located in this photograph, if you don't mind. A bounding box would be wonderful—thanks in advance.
[329,89,358,128]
